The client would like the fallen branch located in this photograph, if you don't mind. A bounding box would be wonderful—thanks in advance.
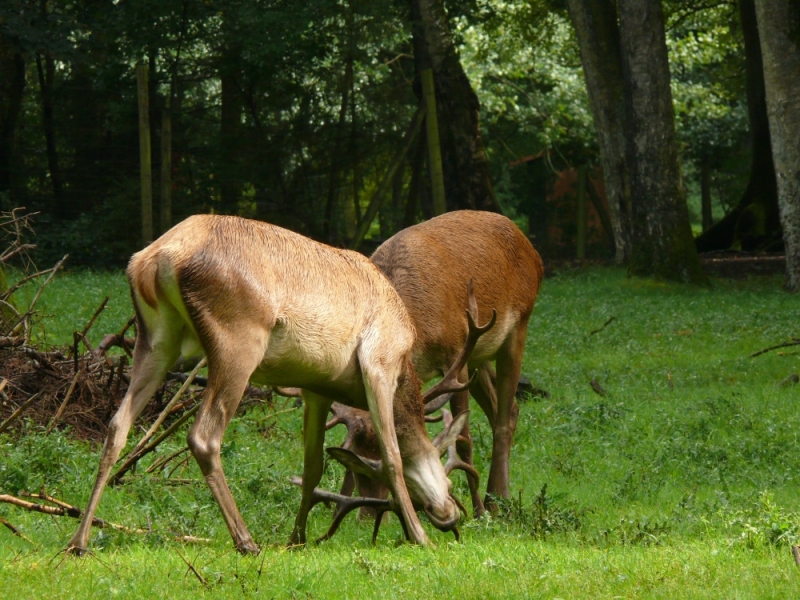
[751,338,800,358]
[0,492,145,534]
[779,373,799,387]
[0,491,210,544]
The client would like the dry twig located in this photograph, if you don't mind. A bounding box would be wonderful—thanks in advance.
[751,338,800,358]
[590,316,616,335]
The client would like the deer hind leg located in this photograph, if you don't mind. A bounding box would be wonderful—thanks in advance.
[186,333,265,555]
[67,313,182,554]
[290,391,332,546]
[484,324,526,512]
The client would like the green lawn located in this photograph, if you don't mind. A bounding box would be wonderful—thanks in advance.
[2,267,800,598]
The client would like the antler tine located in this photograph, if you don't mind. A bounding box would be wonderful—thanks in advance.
[422,281,497,405]
[439,410,480,520]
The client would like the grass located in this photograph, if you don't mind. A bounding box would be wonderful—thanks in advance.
[2,267,800,598]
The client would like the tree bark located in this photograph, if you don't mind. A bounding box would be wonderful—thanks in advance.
[618,0,706,283]
[566,0,632,264]
[754,0,800,290]
[410,0,501,213]
[695,0,780,252]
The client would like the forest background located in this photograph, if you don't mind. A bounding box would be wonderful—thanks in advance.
[2,0,797,285]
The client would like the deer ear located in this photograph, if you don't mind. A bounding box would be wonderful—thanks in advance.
[327,447,384,481]
[432,410,469,457]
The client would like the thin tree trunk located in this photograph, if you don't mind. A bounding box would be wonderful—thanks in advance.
[0,42,25,210]
[754,0,800,290]
[325,57,353,242]
[618,0,706,283]
[35,51,63,208]
[411,0,502,213]
[566,0,632,264]
[403,133,425,228]
[160,108,172,234]
[701,158,713,232]
[136,64,153,247]
[219,69,240,214]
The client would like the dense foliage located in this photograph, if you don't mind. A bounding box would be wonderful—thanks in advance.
[0,0,764,266]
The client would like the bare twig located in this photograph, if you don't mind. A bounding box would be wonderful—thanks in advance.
[109,403,201,485]
[779,373,799,387]
[174,547,209,587]
[146,447,191,474]
[751,339,800,358]
[46,366,85,434]
[0,516,35,545]
[128,357,207,457]
[0,391,43,435]
[5,254,68,338]
[590,316,616,335]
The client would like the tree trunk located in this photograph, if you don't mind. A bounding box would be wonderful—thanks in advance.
[566,0,632,264]
[618,0,706,283]
[410,0,501,213]
[695,0,780,252]
[0,38,26,210]
[36,50,64,209]
[324,56,353,243]
[754,0,800,290]
[219,69,241,214]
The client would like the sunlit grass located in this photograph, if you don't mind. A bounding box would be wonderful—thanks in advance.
[2,267,800,597]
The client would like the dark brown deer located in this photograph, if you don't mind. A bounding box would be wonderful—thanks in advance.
[371,210,544,513]
[66,214,474,555]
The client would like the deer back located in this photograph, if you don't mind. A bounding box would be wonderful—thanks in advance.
[371,210,543,381]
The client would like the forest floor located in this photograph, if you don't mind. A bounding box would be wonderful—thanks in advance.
[1,266,800,598]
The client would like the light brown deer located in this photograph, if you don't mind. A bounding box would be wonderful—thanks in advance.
[371,210,544,513]
[66,214,473,555]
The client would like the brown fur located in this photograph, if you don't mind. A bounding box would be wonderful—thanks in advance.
[372,210,544,511]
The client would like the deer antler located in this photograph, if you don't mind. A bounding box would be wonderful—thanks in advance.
[422,280,497,408]
[290,476,409,544]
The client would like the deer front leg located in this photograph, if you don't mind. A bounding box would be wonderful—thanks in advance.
[67,334,179,554]
[363,371,430,546]
[290,392,332,546]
